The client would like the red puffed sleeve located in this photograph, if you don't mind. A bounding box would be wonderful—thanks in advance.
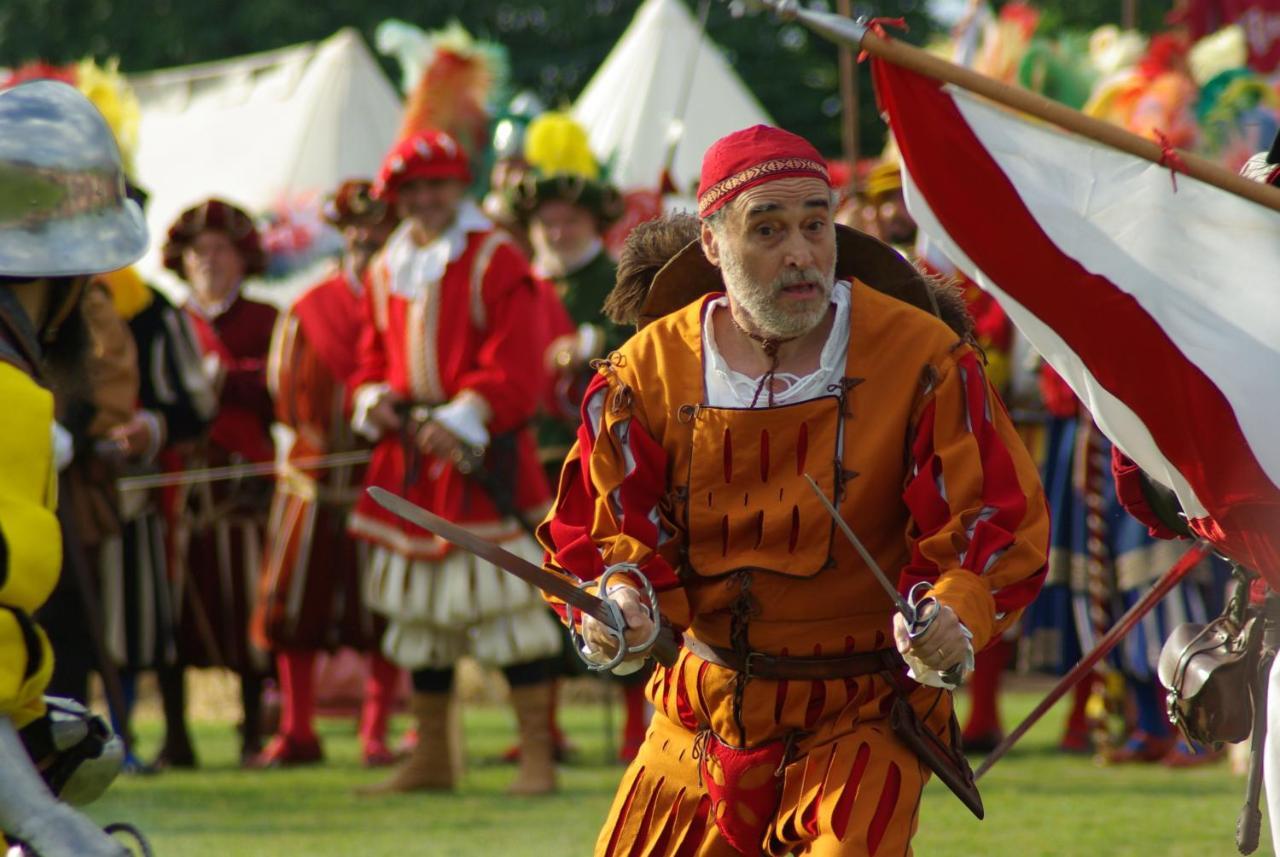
[537,371,690,629]
[899,345,1050,650]
[452,242,550,434]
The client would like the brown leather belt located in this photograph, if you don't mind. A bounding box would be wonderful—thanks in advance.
[683,634,905,681]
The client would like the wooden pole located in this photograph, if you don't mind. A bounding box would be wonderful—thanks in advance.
[765,1,1280,213]
[836,0,859,168]
[1122,0,1138,30]
[974,542,1211,780]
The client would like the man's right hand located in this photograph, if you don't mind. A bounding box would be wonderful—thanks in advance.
[367,393,404,434]
[581,585,656,662]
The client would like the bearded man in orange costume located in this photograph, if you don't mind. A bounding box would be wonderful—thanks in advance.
[537,125,1050,856]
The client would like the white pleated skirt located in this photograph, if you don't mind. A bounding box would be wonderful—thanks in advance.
[362,537,563,670]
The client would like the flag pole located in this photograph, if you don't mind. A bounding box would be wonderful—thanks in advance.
[973,542,1211,780]
[756,1,1280,213]
[836,0,859,167]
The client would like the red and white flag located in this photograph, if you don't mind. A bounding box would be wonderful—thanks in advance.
[872,59,1280,585]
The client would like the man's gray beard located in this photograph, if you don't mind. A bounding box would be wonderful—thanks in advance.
[721,245,837,339]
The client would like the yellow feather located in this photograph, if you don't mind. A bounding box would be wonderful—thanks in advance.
[523,112,599,180]
[74,58,140,176]
[95,266,153,321]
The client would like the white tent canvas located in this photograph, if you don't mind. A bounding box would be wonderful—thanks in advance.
[573,0,773,193]
[128,28,401,288]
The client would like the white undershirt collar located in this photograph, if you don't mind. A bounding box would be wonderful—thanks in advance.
[701,280,852,408]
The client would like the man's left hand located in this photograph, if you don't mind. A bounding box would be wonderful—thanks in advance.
[415,420,462,461]
[893,604,969,672]
[109,412,158,459]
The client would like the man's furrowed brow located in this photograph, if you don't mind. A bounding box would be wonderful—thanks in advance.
[804,196,831,210]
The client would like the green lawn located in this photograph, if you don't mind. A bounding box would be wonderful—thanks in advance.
[86,690,1266,856]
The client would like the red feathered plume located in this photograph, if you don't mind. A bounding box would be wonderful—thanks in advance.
[1137,33,1191,79]
[399,47,493,160]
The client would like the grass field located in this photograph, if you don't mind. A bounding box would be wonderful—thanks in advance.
[85,688,1267,856]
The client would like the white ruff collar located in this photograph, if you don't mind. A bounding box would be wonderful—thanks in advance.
[382,200,492,298]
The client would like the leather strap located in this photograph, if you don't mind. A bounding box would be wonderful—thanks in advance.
[683,634,905,681]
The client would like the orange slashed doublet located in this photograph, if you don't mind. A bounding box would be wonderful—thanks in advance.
[539,281,1049,856]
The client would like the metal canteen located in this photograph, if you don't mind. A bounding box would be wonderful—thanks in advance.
[1158,616,1257,746]
[0,80,148,278]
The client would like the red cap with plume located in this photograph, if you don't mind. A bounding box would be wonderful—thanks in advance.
[163,198,266,277]
[324,179,397,227]
[373,129,471,203]
[697,125,831,218]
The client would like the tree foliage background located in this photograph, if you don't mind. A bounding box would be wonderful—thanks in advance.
[1,0,1172,157]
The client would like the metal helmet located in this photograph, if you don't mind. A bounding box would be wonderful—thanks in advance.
[18,696,124,806]
[0,79,148,278]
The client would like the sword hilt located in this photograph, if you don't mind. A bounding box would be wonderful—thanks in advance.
[907,583,966,688]
[569,565,679,671]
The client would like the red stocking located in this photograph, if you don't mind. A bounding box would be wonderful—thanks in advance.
[1061,673,1096,752]
[962,638,1011,740]
[359,652,400,755]
[277,650,317,743]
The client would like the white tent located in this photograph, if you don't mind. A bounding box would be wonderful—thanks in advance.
[573,0,773,193]
[128,28,401,289]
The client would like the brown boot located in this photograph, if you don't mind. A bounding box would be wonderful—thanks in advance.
[356,692,455,795]
[507,683,558,795]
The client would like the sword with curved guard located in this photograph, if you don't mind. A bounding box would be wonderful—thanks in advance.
[803,473,965,688]
[366,487,680,668]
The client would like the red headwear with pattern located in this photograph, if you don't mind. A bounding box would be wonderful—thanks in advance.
[162,198,266,277]
[322,179,397,228]
[697,125,832,218]
[372,129,471,204]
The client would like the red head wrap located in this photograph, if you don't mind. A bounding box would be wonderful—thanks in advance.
[697,125,831,218]
[372,129,471,203]
[162,198,266,277]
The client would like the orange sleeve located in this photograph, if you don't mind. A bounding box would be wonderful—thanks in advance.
[900,344,1049,650]
[538,369,691,630]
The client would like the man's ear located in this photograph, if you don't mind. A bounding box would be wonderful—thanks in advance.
[701,221,721,269]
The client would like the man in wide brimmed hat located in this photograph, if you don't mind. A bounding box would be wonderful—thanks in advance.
[0,78,148,857]
[250,179,402,769]
[159,196,277,768]
[536,124,1049,855]
[348,128,563,796]
[509,113,628,418]
[508,111,656,763]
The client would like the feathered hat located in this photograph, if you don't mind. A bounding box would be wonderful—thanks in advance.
[373,19,507,203]
[323,179,397,228]
[508,112,624,225]
[2,58,140,177]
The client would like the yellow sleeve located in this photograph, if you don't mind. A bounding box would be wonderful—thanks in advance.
[901,345,1049,650]
[538,370,691,629]
[0,362,60,724]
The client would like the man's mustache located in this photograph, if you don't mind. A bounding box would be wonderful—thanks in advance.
[772,267,829,290]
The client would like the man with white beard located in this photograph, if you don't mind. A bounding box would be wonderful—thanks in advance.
[536,124,1050,856]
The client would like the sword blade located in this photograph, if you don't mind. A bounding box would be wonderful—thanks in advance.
[803,474,914,619]
[367,487,619,629]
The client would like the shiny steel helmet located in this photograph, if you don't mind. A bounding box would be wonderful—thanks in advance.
[0,79,148,278]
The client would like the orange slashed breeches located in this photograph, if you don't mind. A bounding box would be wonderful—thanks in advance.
[595,648,951,857]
